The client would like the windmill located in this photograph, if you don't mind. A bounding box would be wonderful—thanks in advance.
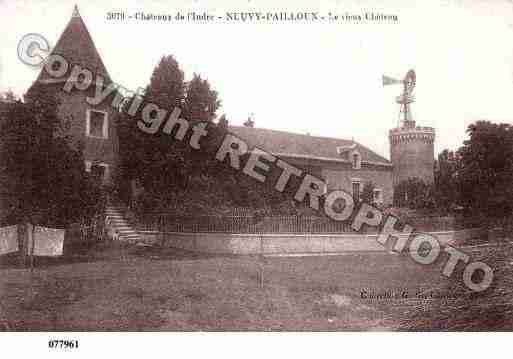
[382,69,416,127]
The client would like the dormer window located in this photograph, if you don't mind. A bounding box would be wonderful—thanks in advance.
[337,143,357,155]
[86,109,108,139]
[351,151,361,169]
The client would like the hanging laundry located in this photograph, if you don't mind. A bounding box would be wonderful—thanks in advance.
[0,225,18,255]
[30,226,65,257]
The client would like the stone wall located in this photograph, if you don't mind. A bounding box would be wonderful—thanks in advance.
[389,126,435,185]
[137,228,487,255]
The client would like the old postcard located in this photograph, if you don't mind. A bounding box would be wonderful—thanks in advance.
[0,0,512,356]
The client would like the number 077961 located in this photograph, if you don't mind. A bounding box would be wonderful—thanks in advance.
[48,340,79,349]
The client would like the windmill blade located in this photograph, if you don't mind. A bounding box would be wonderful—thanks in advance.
[382,75,402,86]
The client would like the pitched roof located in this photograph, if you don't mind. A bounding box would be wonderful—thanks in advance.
[35,5,111,84]
[228,126,391,166]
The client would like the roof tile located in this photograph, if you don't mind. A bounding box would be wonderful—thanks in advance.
[35,6,111,84]
[229,126,391,165]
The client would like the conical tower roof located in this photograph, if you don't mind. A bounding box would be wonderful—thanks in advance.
[36,5,111,84]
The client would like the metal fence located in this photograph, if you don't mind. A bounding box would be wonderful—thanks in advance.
[135,214,356,234]
[406,216,455,232]
[134,213,461,234]
[67,213,106,242]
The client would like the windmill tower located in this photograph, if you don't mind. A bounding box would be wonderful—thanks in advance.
[29,5,119,184]
[383,70,435,185]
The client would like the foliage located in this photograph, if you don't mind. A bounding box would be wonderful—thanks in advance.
[184,73,221,122]
[433,149,459,215]
[145,55,185,110]
[117,55,223,199]
[455,121,513,219]
[0,88,101,226]
[0,90,17,102]
[393,177,435,210]
[117,54,295,213]
[416,121,513,221]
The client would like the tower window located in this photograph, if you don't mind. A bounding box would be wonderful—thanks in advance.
[86,109,108,138]
[352,180,361,202]
[352,151,361,169]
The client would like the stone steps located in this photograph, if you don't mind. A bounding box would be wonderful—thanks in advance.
[105,205,141,244]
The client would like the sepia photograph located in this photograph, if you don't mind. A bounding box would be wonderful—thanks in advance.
[1,0,513,356]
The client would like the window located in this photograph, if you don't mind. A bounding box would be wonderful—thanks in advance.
[373,189,383,204]
[352,181,361,202]
[351,151,361,169]
[86,109,108,138]
[85,160,109,183]
[91,163,106,180]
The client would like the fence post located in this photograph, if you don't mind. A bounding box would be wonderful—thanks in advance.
[259,233,265,289]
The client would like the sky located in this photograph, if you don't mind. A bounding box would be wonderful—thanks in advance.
[1,0,513,159]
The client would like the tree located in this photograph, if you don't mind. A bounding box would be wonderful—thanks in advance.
[117,56,225,209]
[455,121,513,219]
[433,149,459,215]
[184,73,221,122]
[0,87,100,225]
[145,55,185,110]
[117,55,304,215]
[118,55,186,194]
[0,90,17,103]
[394,178,435,210]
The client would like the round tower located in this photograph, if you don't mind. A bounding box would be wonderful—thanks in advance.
[385,69,435,185]
[389,123,435,185]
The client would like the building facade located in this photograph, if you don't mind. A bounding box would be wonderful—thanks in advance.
[230,126,394,205]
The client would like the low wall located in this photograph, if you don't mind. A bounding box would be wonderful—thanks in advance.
[137,227,488,255]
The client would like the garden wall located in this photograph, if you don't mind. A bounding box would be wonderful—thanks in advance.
[137,227,489,255]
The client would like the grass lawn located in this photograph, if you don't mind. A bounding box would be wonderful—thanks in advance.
[0,240,512,331]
